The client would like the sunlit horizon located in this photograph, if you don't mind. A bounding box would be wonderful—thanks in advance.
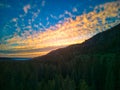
[0,0,120,58]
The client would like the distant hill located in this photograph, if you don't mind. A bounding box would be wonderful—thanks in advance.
[32,23,120,62]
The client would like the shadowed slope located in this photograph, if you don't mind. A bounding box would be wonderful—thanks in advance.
[32,23,120,62]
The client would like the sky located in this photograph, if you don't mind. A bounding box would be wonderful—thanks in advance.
[0,0,120,58]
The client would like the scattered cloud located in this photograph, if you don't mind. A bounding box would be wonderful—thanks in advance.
[16,27,21,32]
[59,14,65,18]
[31,9,40,21]
[65,10,75,17]
[0,1,120,57]
[72,7,77,12]
[34,24,39,28]
[12,18,17,22]
[50,14,58,19]
[41,0,46,7]
[23,4,31,14]
[39,22,46,30]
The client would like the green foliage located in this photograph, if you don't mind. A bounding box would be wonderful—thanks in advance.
[79,80,89,90]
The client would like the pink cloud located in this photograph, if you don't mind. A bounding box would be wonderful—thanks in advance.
[23,4,31,14]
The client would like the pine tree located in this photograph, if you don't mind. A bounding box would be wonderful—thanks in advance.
[105,58,115,90]
[79,80,89,90]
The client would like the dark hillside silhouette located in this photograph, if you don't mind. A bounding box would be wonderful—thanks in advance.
[0,24,120,90]
[32,23,120,63]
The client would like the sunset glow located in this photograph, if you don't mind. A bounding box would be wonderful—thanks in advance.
[0,1,120,58]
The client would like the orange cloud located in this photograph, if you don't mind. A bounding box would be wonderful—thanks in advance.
[0,1,120,58]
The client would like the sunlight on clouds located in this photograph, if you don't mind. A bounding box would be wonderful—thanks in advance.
[0,1,120,58]
[0,51,48,58]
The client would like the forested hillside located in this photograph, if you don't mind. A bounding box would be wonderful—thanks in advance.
[0,24,120,90]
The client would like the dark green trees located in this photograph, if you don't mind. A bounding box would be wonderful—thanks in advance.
[1,53,119,90]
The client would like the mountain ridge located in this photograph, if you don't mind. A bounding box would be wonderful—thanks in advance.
[0,24,120,90]
[32,23,120,62]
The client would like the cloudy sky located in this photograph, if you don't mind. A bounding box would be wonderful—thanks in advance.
[0,0,120,58]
